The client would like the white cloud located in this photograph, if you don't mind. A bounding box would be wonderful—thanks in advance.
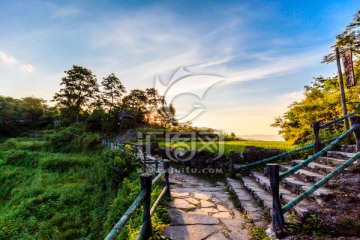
[0,50,35,74]
[278,90,304,103]
[19,64,35,73]
[0,51,18,64]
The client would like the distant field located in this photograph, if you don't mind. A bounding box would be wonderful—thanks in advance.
[161,140,295,156]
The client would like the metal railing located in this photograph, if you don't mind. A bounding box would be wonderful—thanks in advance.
[102,140,171,240]
[267,116,360,237]
[231,112,355,173]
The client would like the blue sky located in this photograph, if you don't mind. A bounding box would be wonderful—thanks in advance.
[1,0,359,138]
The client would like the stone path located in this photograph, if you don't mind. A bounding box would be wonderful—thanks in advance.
[163,170,250,240]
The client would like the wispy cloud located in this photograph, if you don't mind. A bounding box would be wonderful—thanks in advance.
[0,50,35,73]
[0,51,18,64]
[19,64,35,73]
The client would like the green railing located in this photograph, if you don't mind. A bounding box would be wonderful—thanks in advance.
[103,142,171,240]
[267,116,360,237]
[282,151,360,213]
[231,112,355,173]
[279,126,357,180]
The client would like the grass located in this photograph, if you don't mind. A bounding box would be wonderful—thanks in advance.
[0,133,169,240]
[160,140,296,156]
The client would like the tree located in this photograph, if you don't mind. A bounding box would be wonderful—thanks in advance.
[53,65,99,123]
[323,10,360,62]
[101,73,126,113]
[272,76,360,143]
[122,89,147,122]
[21,96,47,127]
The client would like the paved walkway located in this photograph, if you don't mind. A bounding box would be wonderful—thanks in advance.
[163,170,250,240]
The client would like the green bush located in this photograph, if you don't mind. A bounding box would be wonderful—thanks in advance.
[49,124,101,152]
[2,138,18,149]
[39,155,92,172]
[5,150,41,168]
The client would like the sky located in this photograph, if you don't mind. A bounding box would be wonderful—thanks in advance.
[1,0,360,140]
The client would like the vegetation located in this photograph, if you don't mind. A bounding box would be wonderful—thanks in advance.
[161,140,294,157]
[273,10,360,144]
[0,127,169,239]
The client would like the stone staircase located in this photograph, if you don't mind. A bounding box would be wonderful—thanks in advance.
[226,145,358,228]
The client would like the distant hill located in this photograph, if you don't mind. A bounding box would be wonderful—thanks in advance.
[238,134,284,141]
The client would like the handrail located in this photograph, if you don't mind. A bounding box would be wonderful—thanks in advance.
[150,186,168,216]
[105,189,147,240]
[320,112,354,129]
[104,165,170,240]
[282,151,360,213]
[234,137,337,170]
[279,126,358,180]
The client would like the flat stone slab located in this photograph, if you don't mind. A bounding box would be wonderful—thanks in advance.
[168,199,195,210]
[184,197,200,205]
[206,232,228,240]
[217,204,228,212]
[220,217,246,231]
[228,232,249,240]
[169,209,220,225]
[198,187,223,192]
[193,193,212,200]
[163,225,220,240]
[171,191,190,198]
[200,200,215,208]
[193,208,219,214]
[212,211,232,218]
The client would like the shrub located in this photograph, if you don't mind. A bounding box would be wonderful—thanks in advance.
[39,155,92,172]
[2,138,18,149]
[49,123,101,152]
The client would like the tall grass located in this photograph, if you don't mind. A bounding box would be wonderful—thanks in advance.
[0,131,169,240]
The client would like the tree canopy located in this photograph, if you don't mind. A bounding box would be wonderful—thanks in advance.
[274,10,360,143]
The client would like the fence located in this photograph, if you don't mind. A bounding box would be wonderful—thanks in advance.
[103,142,171,240]
[230,114,360,238]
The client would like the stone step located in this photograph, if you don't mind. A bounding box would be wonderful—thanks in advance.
[292,160,334,174]
[327,151,355,159]
[226,178,269,227]
[340,145,356,153]
[241,176,273,213]
[279,165,325,183]
[315,156,349,166]
[250,171,332,207]
[241,175,312,218]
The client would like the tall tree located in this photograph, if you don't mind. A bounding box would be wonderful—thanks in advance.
[101,73,126,113]
[323,10,360,62]
[122,89,147,122]
[21,96,47,125]
[53,65,99,123]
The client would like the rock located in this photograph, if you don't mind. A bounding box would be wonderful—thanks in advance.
[206,232,228,240]
[201,200,215,208]
[242,146,283,163]
[168,209,220,225]
[168,199,196,210]
[163,225,220,240]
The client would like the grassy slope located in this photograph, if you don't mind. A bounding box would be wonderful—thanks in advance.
[0,136,168,240]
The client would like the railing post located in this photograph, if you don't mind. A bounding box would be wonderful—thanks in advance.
[155,155,159,173]
[163,159,171,199]
[230,151,235,178]
[350,116,360,165]
[266,164,285,238]
[140,173,152,239]
[312,121,321,154]
[143,152,147,170]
